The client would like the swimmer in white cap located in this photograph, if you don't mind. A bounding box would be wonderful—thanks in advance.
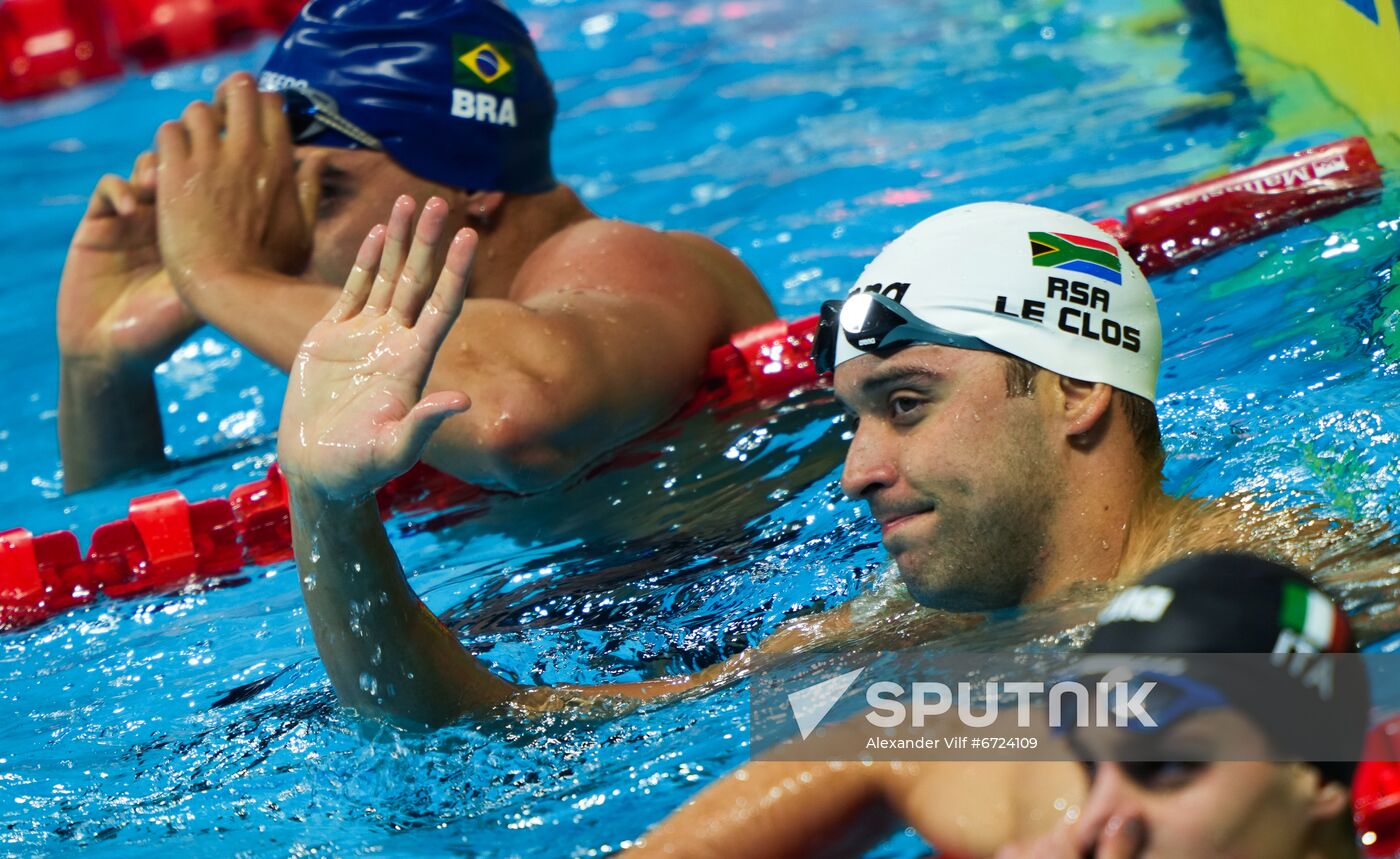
[811,200,1174,610]
[277,200,1370,730]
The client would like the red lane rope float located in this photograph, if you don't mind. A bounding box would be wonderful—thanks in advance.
[0,0,306,100]
[0,0,120,100]
[1097,136,1383,274]
[1356,716,1400,857]
[0,136,1385,633]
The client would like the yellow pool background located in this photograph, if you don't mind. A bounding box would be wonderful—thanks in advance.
[1219,0,1400,146]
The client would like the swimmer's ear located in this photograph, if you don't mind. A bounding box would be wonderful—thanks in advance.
[1056,376,1114,439]
[1297,767,1350,823]
[462,190,506,229]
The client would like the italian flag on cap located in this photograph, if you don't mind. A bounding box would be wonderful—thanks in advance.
[1279,582,1351,652]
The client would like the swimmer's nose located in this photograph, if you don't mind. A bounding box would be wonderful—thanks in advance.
[840,423,898,500]
[1072,763,1147,855]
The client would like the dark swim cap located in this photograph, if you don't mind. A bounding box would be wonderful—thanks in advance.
[1081,553,1369,785]
[259,0,557,194]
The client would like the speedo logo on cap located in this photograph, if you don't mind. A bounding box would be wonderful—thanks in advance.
[1029,231,1123,285]
[453,35,516,93]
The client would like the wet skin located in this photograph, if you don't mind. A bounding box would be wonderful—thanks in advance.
[834,345,1067,611]
[56,70,775,493]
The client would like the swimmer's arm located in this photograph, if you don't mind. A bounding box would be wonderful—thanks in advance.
[288,486,856,727]
[56,275,336,493]
[630,749,1079,858]
[174,269,341,372]
[513,600,863,713]
[524,577,941,711]
[167,222,765,492]
[420,222,772,492]
[59,358,169,492]
[288,480,522,729]
[55,154,198,492]
[628,761,903,859]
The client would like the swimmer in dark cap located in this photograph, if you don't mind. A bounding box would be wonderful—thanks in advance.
[633,553,1371,858]
[55,0,774,493]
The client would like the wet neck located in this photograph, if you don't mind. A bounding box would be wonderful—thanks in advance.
[1025,455,1166,603]
[468,185,594,300]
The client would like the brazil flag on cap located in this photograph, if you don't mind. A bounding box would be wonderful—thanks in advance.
[453,35,516,93]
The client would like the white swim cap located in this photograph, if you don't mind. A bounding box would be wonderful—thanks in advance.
[832,202,1162,400]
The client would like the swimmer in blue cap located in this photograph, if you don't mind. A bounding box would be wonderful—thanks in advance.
[636,553,1371,859]
[55,0,774,493]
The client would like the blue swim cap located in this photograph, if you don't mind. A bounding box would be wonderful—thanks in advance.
[259,0,556,194]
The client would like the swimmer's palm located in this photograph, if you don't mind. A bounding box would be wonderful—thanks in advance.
[277,210,476,500]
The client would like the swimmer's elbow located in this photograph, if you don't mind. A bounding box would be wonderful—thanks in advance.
[479,440,579,494]
[428,395,584,494]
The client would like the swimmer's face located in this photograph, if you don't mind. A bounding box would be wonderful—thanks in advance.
[1068,710,1349,858]
[833,345,1064,610]
[298,146,472,285]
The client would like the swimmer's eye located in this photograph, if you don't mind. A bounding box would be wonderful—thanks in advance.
[319,178,348,201]
[888,394,925,423]
[1122,760,1208,792]
[316,174,353,214]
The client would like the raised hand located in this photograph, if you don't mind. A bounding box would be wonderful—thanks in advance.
[57,150,199,371]
[154,72,321,296]
[277,196,475,501]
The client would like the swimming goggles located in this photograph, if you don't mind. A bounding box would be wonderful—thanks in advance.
[281,87,384,151]
[1108,670,1230,733]
[1057,669,1230,736]
[811,291,1002,374]
[1061,670,1232,787]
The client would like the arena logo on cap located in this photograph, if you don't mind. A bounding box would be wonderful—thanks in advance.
[1029,231,1123,285]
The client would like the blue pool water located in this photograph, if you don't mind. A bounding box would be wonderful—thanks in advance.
[2,0,1400,855]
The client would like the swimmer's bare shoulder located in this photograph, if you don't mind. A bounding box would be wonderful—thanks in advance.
[1118,491,1360,582]
[507,219,775,334]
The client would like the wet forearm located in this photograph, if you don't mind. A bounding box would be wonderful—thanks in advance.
[630,761,896,859]
[182,270,339,372]
[287,479,519,729]
[58,357,168,493]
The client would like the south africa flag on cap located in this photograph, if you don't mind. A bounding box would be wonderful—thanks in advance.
[453,35,516,93]
[1029,231,1123,285]
[1279,581,1351,652]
